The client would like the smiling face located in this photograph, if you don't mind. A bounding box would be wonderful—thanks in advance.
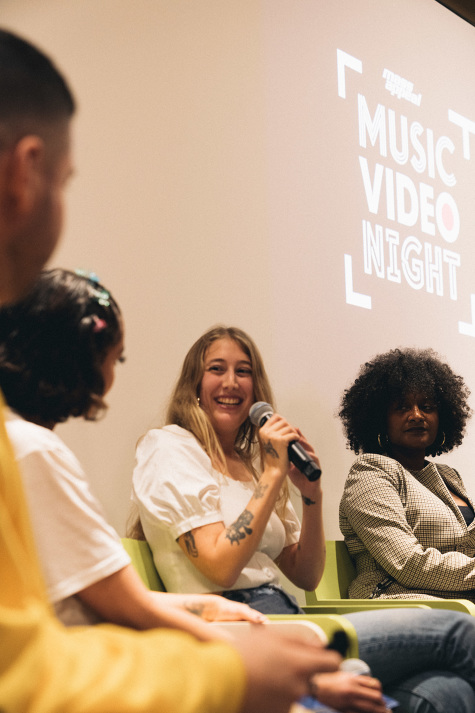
[386,392,439,465]
[199,337,254,443]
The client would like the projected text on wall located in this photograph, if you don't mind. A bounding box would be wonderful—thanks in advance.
[339,49,475,336]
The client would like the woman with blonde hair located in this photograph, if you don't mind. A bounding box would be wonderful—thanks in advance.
[166,326,275,477]
[131,325,324,613]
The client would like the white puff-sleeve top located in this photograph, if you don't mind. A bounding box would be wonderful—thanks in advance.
[131,424,301,593]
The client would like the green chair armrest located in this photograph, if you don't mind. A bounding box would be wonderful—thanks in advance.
[268,613,358,658]
[305,598,475,615]
[303,602,432,615]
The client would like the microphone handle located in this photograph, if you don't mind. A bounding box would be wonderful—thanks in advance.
[288,440,321,481]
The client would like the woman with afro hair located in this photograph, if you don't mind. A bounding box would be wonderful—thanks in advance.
[339,346,475,601]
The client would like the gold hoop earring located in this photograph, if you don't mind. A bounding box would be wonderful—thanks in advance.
[439,431,446,447]
[377,433,388,450]
[197,396,200,406]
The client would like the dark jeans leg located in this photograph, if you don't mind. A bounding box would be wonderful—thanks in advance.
[221,584,305,615]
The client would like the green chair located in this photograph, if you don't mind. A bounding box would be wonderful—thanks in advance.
[267,613,359,657]
[212,614,359,658]
[121,537,359,656]
[304,540,475,616]
[121,537,166,592]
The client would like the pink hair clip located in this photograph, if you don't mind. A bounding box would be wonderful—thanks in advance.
[92,316,107,333]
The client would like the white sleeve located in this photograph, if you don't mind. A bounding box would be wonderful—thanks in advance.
[132,427,224,540]
[19,444,130,603]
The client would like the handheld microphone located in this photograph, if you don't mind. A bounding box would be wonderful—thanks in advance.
[249,401,321,481]
[339,659,371,676]
[298,658,399,711]
[339,659,399,710]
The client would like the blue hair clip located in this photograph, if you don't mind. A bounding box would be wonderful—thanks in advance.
[75,268,110,307]
[75,268,100,283]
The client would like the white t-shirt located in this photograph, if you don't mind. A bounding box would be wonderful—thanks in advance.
[5,408,130,626]
[131,424,301,594]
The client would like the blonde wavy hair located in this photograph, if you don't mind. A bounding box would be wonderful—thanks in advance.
[128,325,291,538]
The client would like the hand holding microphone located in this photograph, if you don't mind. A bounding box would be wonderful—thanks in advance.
[249,402,321,481]
[338,659,399,710]
[300,659,398,712]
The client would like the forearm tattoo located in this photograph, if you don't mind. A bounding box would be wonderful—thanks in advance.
[302,495,316,506]
[183,600,205,617]
[263,440,279,458]
[183,530,199,558]
[226,509,254,545]
[253,482,269,499]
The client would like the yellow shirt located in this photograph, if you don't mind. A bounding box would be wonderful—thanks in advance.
[0,397,246,713]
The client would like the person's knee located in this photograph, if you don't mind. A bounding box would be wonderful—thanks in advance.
[387,671,475,713]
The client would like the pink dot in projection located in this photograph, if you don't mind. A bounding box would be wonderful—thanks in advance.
[441,202,454,231]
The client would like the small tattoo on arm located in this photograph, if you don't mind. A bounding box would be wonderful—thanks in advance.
[263,440,279,458]
[226,509,254,545]
[302,495,316,506]
[183,531,199,558]
[253,482,269,500]
[183,600,205,617]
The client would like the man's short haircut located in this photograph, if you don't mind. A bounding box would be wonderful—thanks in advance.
[0,28,75,145]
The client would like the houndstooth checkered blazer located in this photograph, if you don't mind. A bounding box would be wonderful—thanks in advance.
[339,453,475,600]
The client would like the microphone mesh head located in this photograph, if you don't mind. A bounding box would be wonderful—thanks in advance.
[249,401,274,426]
[339,658,371,676]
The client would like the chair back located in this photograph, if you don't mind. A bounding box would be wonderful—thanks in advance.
[304,540,475,617]
[121,537,166,592]
[314,540,356,600]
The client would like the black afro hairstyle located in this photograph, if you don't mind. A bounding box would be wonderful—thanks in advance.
[339,347,472,457]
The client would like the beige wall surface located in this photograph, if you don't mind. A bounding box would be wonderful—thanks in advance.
[3,1,475,602]
[2,0,272,531]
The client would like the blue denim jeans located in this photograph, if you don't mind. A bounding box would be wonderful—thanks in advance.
[221,584,304,614]
[346,609,475,713]
[223,589,475,713]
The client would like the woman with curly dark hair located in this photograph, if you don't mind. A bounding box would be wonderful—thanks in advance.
[0,267,123,427]
[0,268,262,631]
[339,347,475,601]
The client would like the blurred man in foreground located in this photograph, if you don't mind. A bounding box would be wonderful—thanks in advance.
[0,28,340,713]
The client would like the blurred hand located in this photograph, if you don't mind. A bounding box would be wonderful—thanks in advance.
[233,626,341,713]
[313,671,388,713]
[197,594,267,623]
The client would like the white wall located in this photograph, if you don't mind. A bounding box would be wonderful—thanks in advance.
[3,0,274,532]
[3,2,475,605]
